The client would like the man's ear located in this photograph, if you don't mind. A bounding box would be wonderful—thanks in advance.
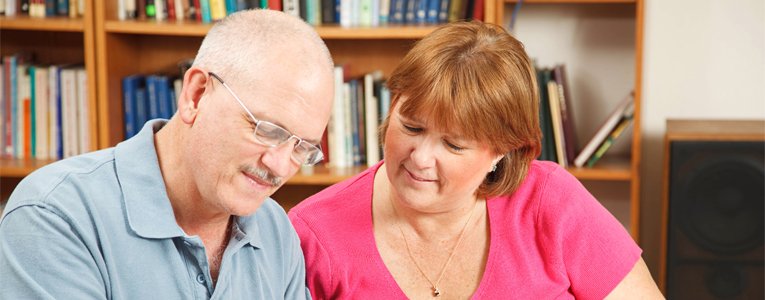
[178,67,209,124]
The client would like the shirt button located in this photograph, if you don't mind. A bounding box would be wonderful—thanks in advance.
[196,273,206,284]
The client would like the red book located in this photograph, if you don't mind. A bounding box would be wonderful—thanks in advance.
[472,0,483,21]
[193,0,202,21]
[2,58,11,157]
[23,96,31,159]
[267,0,281,11]
[167,0,177,20]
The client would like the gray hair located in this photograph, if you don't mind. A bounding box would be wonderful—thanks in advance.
[193,9,333,82]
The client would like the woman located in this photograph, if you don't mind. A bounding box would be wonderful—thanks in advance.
[288,21,663,299]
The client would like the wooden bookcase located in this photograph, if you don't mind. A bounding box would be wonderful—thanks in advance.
[0,0,98,201]
[92,1,499,209]
[2,0,642,240]
[499,0,644,239]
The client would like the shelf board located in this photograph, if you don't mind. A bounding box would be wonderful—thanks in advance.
[316,25,438,39]
[504,0,635,3]
[104,20,212,36]
[104,20,436,39]
[287,165,367,185]
[0,16,85,32]
[0,158,56,178]
[566,155,633,181]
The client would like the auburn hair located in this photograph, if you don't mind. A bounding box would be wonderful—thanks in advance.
[380,21,542,197]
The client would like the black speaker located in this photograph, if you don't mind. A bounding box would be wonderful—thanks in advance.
[661,120,765,300]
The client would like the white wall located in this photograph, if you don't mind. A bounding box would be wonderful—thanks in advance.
[641,0,765,274]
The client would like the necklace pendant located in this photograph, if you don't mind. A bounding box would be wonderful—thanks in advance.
[433,287,441,297]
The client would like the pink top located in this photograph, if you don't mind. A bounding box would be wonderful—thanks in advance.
[288,160,641,299]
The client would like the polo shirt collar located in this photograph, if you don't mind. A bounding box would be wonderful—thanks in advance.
[115,120,185,239]
[115,120,265,249]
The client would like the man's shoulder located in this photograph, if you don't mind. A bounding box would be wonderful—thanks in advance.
[4,148,118,216]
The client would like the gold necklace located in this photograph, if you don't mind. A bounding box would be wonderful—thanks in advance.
[391,199,479,298]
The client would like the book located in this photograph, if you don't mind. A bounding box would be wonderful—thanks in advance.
[552,64,577,165]
[573,91,634,168]
[33,66,49,159]
[547,80,566,167]
[75,67,89,154]
[535,67,556,162]
[364,71,382,166]
[585,105,634,167]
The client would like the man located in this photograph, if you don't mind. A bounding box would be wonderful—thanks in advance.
[0,10,334,299]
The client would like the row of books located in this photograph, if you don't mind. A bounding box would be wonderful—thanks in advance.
[2,0,86,18]
[326,67,390,167]
[536,63,634,168]
[122,74,180,139]
[1,54,90,160]
[116,0,484,26]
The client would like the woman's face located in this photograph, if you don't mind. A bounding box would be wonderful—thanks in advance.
[383,98,502,212]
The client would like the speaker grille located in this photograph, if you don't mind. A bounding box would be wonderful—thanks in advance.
[667,141,765,299]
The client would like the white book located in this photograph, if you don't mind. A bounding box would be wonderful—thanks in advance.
[573,92,635,168]
[0,0,5,14]
[379,0,390,24]
[283,0,300,17]
[34,66,49,160]
[174,0,185,21]
[75,68,89,154]
[339,0,351,27]
[4,0,15,17]
[547,80,566,167]
[48,65,60,159]
[342,82,353,167]
[61,68,78,158]
[118,0,126,20]
[364,71,382,166]
[329,66,349,168]
[126,0,138,19]
[155,0,166,21]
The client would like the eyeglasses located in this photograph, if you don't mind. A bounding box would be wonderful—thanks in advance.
[209,72,324,166]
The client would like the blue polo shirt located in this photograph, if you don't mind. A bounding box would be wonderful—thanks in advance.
[0,120,310,299]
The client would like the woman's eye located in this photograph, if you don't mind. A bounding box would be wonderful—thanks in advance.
[445,141,465,152]
[403,124,422,133]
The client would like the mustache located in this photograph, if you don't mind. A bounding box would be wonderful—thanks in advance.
[240,165,283,187]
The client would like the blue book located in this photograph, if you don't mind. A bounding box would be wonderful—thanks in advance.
[225,0,237,14]
[389,0,404,23]
[135,84,149,131]
[122,75,141,139]
[45,0,56,16]
[56,0,68,16]
[405,0,417,24]
[437,0,450,23]
[415,0,428,24]
[55,66,64,159]
[155,76,172,119]
[146,75,161,120]
[200,0,212,23]
[29,66,36,157]
[426,0,439,23]
[348,79,360,165]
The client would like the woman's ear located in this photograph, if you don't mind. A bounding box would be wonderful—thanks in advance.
[490,154,504,173]
[178,67,209,124]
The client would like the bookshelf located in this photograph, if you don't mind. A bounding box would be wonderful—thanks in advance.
[0,0,98,201]
[2,0,643,236]
[91,0,499,210]
[500,0,644,239]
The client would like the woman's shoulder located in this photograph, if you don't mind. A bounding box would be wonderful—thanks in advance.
[288,162,381,225]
